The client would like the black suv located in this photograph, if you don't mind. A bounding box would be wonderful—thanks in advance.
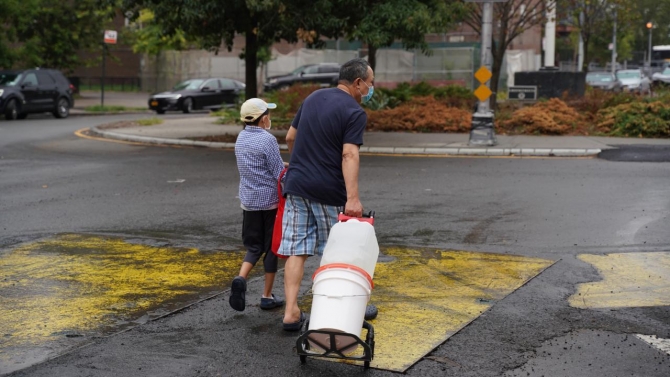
[0,68,75,120]
[263,63,341,92]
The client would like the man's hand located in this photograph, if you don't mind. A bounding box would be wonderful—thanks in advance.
[344,198,363,218]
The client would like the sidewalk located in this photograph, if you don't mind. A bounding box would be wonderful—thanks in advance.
[81,91,670,157]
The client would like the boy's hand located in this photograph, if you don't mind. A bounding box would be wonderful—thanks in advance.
[344,199,363,218]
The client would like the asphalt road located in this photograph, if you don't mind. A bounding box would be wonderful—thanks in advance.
[1,115,669,376]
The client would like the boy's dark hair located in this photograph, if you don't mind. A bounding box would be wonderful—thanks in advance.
[244,109,269,126]
[338,58,370,84]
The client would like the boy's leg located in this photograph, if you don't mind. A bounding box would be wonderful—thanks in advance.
[261,208,279,298]
[230,210,265,312]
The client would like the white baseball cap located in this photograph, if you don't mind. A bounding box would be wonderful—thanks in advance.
[240,98,277,122]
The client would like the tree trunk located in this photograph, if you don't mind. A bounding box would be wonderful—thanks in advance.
[245,26,258,99]
[582,36,590,73]
[368,44,378,73]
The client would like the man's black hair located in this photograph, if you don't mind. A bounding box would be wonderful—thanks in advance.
[338,58,370,84]
[244,109,269,126]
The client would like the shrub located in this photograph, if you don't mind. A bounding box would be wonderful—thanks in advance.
[262,84,321,128]
[597,101,670,138]
[366,96,471,132]
[497,98,584,135]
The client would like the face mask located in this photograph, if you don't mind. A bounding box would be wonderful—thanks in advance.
[265,118,272,130]
[358,80,374,103]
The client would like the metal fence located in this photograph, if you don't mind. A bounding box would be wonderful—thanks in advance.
[137,47,482,94]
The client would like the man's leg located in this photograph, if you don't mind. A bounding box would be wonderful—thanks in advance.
[283,255,307,323]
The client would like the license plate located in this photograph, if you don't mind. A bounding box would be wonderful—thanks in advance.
[150,101,158,106]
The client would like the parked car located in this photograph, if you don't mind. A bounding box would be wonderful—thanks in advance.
[585,71,622,92]
[0,68,75,120]
[651,67,670,85]
[149,78,245,114]
[615,69,651,94]
[263,63,341,92]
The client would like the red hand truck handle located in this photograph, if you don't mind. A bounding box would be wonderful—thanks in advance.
[338,211,375,225]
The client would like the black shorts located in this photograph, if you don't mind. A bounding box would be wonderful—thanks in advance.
[242,208,278,273]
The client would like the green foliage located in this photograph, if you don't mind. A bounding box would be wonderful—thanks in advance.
[212,108,243,125]
[136,117,163,126]
[0,0,116,72]
[370,82,476,110]
[85,105,146,112]
[599,101,670,137]
[124,9,189,55]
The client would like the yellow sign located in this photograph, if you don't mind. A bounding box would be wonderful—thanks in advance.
[474,85,493,102]
[474,66,492,84]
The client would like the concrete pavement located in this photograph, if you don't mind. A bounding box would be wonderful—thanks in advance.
[78,90,670,157]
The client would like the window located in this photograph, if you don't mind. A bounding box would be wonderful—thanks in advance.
[203,79,220,89]
[318,65,339,73]
[22,73,38,86]
[219,79,236,89]
[303,66,319,74]
[35,71,54,86]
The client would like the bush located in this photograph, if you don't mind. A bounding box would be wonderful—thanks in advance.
[597,101,670,138]
[366,96,471,132]
[497,98,584,135]
[262,84,321,128]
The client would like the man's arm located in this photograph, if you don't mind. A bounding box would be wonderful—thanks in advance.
[342,143,363,217]
[286,126,297,154]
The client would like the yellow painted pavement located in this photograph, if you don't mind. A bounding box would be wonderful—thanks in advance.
[0,234,250,374]
[300,247,554,372]
[569,252,670,309]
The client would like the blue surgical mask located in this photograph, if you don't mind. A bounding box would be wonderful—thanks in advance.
[358,80,374,103]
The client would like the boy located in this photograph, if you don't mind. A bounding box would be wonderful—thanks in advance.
[230,98,285,312]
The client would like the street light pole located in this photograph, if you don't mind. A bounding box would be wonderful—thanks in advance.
[612,8,617,75]
[647,22,653,66]
[467,0,497,146]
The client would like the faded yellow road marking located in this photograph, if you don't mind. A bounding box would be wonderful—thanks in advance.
[300,247,554,372]
[0,234,250,374]
[569,252,670,309]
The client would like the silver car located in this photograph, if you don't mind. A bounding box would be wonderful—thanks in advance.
[651,67,670,85]
[585,72,622,92]
[615,69,651,94]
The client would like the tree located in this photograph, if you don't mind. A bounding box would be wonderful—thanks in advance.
[463,0,548,109]
[1,0,116,72]
[340,0,466,72]
[113,0,346,99]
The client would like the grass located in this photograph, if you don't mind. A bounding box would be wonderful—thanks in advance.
[84,105,147,113]
[78,84,142,92]
[136,117,163,126]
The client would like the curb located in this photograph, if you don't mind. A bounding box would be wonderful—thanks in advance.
[88,126,602,157]
[70,110,154,117]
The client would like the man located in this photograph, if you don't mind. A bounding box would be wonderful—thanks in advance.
[278,58,374,331]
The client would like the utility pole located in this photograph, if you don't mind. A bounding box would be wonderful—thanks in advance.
[647,22,654,67]
[467,0,506,147]
[611,9,617,75]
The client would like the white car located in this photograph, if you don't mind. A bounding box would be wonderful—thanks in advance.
[652,67,670,85]
[615,69,651,94]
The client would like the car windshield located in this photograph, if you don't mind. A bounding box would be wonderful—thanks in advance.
[586,73,613,83]
[172,79,204,91]
[616,71,640,80]
[0,72,20,86]
[662,68,670,75]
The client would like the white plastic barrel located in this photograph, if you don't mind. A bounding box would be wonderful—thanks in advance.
[320,219,379,278]
[307,264,373,352]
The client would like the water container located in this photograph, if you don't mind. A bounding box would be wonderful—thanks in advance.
[307,264,373,352]
[320,219,379,279]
